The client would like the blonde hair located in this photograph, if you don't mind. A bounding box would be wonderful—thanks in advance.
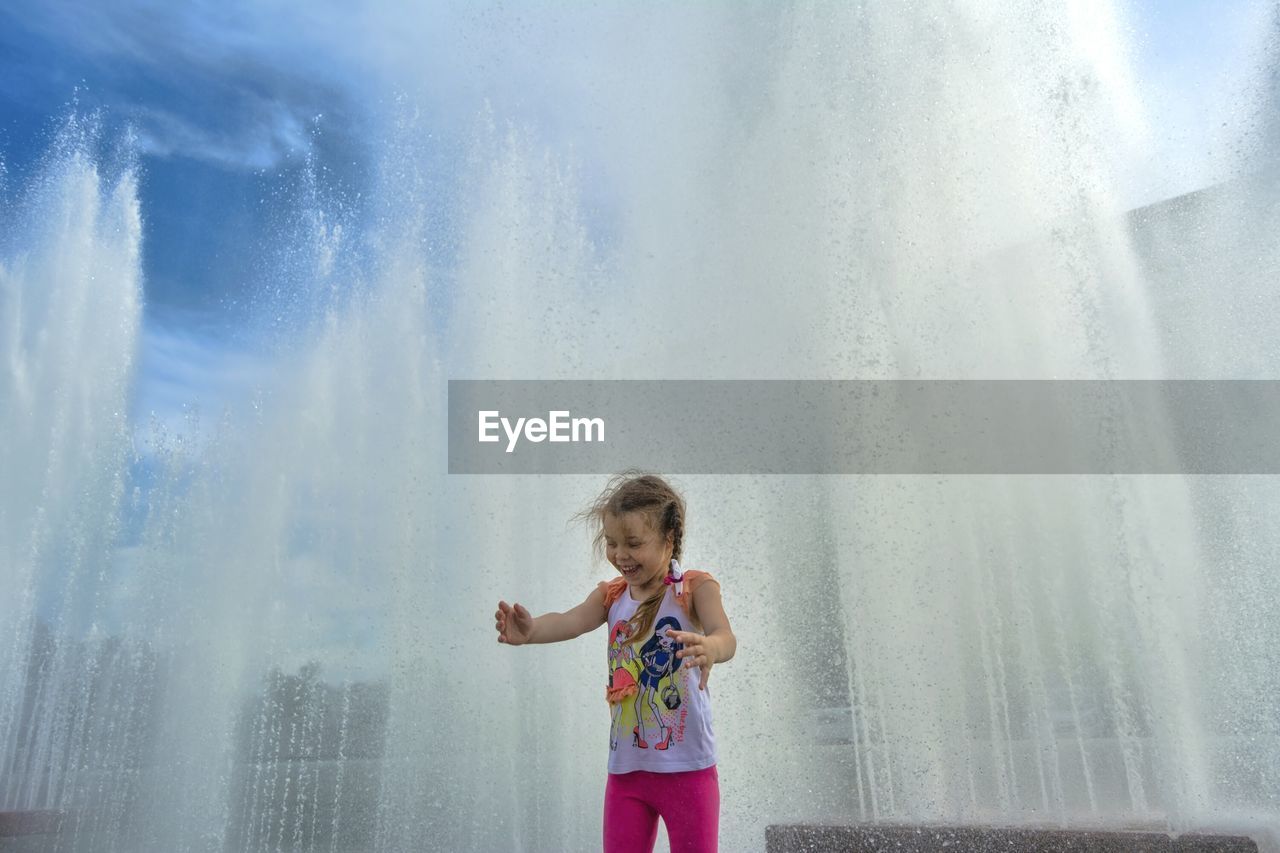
[572,469,686,643]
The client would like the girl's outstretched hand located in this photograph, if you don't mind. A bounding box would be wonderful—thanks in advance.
[667,628,713,691]
[495,600,533,645]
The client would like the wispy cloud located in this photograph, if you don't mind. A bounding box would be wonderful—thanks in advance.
[128,101,313,172]
[1,0,364,171]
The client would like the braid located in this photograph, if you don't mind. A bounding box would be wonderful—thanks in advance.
[665,500,684,562]
[670,499,680,563]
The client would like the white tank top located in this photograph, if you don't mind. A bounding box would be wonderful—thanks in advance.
[601,572,718,774]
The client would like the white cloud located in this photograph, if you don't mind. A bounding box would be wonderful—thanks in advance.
[128,101,312,171]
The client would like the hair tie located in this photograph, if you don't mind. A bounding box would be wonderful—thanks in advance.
[662,558,684,596]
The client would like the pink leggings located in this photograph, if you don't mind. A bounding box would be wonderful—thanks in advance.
[603,765,719,853]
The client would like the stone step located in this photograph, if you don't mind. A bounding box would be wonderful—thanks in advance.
[0,811,63,838]
[765,824,1259,852]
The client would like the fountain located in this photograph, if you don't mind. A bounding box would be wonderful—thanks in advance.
[1,3,1278,851]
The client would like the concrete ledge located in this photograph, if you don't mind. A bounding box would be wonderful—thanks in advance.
[0,811,63,838]
[765,824,1259,852]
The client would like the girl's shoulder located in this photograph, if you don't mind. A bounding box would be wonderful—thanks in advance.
[676,569,720,628]
[681,569,718,595]
[597,577,629,608]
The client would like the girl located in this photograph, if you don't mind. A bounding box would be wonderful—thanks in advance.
[494,471,736,853]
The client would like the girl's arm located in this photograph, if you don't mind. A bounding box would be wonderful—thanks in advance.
[495,585,608,645]
[669,580,735,690]
[691,580,736,663]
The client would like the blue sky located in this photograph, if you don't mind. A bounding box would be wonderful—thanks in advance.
[0,0,1274,446]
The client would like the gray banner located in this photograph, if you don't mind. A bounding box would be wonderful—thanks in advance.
[446,380,1280,474]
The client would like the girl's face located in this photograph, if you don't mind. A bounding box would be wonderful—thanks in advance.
[603,511,673,595]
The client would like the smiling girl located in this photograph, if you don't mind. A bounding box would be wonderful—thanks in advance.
[494,470,736,853]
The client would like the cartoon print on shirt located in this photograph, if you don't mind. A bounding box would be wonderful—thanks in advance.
[607,609,695,753]
[636,616,684,750]
[605,620,640,751]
